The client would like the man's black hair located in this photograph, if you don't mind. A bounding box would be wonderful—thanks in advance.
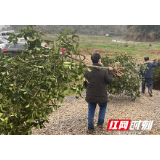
[144,57,149,61]
[91,53,101,63]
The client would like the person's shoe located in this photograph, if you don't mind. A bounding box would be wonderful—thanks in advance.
[148,91,152,97]
[97,125,106,129]
[142,92,145,94]
[87,129,95,134]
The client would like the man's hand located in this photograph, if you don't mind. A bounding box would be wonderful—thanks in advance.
[153,59,156,63]
[109,67,113,70]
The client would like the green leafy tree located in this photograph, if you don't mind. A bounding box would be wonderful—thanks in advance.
[101,54,143,100]
[0,25,85,135]
[126,25,160,40]
[153,66,160,90]
[86,50,146,100]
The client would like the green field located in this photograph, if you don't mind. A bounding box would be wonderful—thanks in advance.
[42,34,160,61]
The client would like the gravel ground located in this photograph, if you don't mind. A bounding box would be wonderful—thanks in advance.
[31,88,160,135]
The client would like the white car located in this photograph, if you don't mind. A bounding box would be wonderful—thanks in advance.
[0,39,7,52]
[18,38,49,48]
[0,37,8,44]
[17,38,27,43]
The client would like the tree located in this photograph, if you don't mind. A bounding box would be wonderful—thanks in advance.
[101,54,145,100]
[0,25,85,135]
[125,25,160,40]
[8,25,127,35]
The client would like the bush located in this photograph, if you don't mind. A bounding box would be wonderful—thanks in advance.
[101,54,142,100]
[0,26,85,135]
[153,65,160,90]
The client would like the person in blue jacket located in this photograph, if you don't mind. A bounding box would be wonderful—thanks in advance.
[139,57,158,96]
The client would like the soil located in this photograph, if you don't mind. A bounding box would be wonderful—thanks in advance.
[80,48,126,54]
[141,50,160,54]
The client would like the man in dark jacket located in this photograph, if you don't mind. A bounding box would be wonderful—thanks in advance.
[139,57,158,97]
[84,53,113,133]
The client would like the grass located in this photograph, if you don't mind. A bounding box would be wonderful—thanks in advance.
[77,36,160,61]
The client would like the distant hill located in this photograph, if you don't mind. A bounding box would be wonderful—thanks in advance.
[3,25,160,42]
[3,25,127,36]
[124,25,160,42]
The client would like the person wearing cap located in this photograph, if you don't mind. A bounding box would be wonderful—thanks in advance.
[84,53,113,134]
[139,57,158,96]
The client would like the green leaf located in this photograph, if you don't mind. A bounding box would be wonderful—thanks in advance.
[25,104,29,108]
[72,35,79,39]
[36,124,40,129]
[23,43,28,48]
[63,65,69,68]
[44,40,53,45]
[54,41,56,48]
[38,66,44,69]
[64,86,68,90]
[72,29,77,34]
[63,62,71,65]
[0,118,4,122]
[1,72,6,76]
[0,113,3,117]
[76,43,79,49]
[35,47,41,51]
[85,46,88,52]
[0,93,3,99]
[65,27,70,33]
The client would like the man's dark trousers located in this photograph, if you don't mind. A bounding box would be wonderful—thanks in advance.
[88,103,107,130]
[142,78,153,93]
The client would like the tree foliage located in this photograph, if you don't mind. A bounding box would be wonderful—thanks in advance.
[0,25,85,135]
[4,25,127,36]
[127,25,160,38]
[101,54,143,100]
[153,66,160,90]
